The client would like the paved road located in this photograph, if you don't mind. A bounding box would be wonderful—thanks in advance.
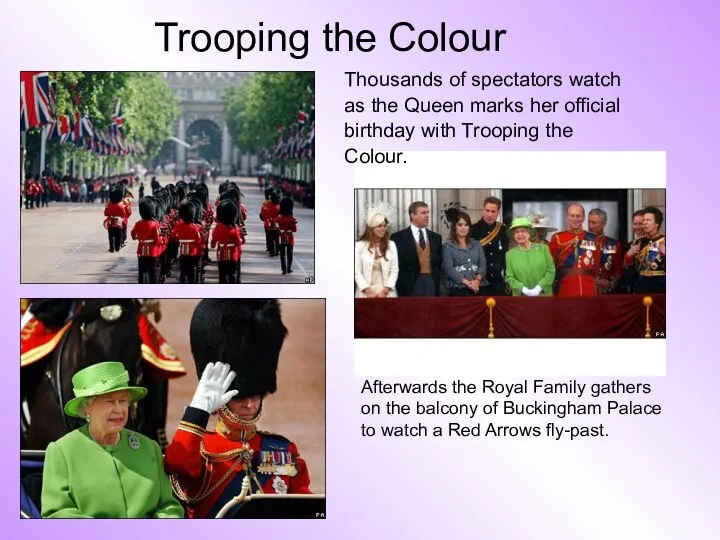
[21,176,315,284]
[153,299,326,493]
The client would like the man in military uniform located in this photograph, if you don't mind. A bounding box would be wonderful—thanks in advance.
[549,203,598,296]
[587,208,623,294]
[164,299,312,519]
[625,206,665,293]
[469,196,509,296]
[619,209,646,293]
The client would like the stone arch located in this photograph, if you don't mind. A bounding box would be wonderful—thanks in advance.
[185,118,222,165]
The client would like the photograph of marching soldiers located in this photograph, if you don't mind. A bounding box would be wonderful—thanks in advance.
[21,299,325,519]
[20,71,315,284]
[354,188,665,338]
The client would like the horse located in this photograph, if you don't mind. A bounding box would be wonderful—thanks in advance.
[20,299,170,452]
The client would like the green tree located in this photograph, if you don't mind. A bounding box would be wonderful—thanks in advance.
[224,72,314,155]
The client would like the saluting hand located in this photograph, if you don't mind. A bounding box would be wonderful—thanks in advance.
[190,362,238,414]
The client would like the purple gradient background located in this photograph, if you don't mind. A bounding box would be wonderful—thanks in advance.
[5,0,719,538]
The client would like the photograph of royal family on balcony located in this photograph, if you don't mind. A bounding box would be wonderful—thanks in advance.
[354,188,666,339]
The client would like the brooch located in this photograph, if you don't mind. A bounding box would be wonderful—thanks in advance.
[128,433,140,450]
[272,476,288,494]
[100,305,123,322]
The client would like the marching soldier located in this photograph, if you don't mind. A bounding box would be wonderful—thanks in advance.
[260,189,281,257]
[276,197,297,275]
[549,203,598,296]
[103,185,127,253]
[121,185,134,248]
[587,208,623,294]
[469,196,509,296]
[164,300,312,519]
[211,200,244,284]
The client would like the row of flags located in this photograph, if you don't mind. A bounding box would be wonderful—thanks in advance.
[271,84,315,161]
[20,71,146,157]
[271,105,315,161]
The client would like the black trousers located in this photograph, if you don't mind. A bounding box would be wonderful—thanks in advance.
[265,229,279,255]
[137,256,159,284]
[122,224,128,245]
[279,244,294,273]
[108,228,122,252]
[179,255,201,283]
[218,261,238,283]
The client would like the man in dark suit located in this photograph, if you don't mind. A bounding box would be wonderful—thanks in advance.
[390,201,443,296]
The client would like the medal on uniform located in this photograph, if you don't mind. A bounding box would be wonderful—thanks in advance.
[272,476,288,494]
[128,433,140,450]
[258,449,297,476]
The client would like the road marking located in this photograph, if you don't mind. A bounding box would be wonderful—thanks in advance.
[41,231,99,280]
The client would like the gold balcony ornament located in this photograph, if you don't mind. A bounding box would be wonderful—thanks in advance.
[486,297,496,338]
[643,296,653,338]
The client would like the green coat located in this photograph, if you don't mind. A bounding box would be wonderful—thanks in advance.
[41,424,184,518]
[505,242,556,296]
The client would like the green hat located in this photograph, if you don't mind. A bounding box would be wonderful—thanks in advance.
[507,217,537,239]
[64,362,147,418]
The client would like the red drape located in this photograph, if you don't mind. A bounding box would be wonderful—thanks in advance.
[354,295,666,339]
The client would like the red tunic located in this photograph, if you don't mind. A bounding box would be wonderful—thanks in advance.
[164,408,312,519]
[122,198,132,224]
[275,215,298,246]
[211,224,243,262]
[260,202,280,230]
[549,230,597,297]
[171,221,204,256]
[131,219,163,258]
[104,202,127,229]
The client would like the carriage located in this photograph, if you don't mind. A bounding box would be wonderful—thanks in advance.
[21,449,326,519]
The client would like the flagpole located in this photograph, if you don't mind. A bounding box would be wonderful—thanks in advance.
[39,125,48,175]
[21,131,27,185]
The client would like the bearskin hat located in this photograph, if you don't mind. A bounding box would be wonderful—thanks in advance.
[264,187,274,201]
[218,182,227,195]
[187,197,204,223]
[139,197,156,220]
[28,299,76,327]
[189,299,288,399]
[269,190,280,204]
[279,197,294,216]
[109,185,124,204]
[216,200,239,226]
[178,202,194,223]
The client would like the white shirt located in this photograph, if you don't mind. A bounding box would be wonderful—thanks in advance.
[410,224,426,246]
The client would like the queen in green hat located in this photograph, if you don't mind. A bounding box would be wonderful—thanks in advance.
[505,217,556,296]
[41,362,184,518]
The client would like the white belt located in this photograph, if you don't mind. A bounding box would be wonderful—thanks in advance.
[140,240,154,244]
[178,239,195,243]
[218,243,236,247]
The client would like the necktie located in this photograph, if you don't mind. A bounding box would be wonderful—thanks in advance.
[418,229,426,249]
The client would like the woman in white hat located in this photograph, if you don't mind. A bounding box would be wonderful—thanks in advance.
[527,211,558,245]
[355,202,399,298]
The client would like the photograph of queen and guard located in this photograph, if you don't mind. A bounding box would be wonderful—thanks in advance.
[354,188,666,339]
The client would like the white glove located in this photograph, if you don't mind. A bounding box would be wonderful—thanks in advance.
[531,285,543,296]
[521,286,531,296]
[190,362,238,414]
